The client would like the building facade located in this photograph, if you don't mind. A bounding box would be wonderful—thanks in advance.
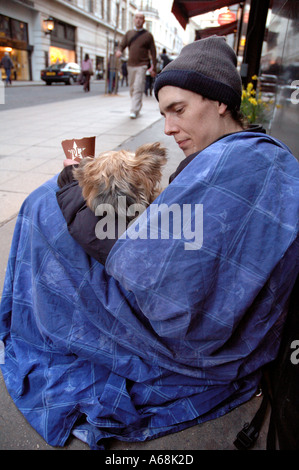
[138,0,183,60]
[0,0,137,81]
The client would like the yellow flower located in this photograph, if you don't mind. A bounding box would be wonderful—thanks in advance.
[240,80,269,124]
[251,75,258,80]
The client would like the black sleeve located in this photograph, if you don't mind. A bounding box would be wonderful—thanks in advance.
[169,152,198,184]
[56,181,118,265]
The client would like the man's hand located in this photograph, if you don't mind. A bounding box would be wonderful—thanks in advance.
[63,159,78,168]
[149,66,156,78]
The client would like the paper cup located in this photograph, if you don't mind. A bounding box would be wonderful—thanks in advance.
[61,136,96,162]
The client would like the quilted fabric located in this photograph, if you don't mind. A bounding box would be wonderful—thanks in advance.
[1,132,298,449]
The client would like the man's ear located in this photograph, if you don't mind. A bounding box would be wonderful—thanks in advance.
[218,102,228,116]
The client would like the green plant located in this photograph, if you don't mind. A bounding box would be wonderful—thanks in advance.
[240,76,270,124]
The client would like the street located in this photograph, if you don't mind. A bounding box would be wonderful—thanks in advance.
[0,79,121,111]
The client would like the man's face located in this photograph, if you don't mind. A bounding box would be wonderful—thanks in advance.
[158,86,226,157]
[134,13,145,29]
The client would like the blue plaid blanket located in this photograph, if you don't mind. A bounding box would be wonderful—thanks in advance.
[1,132,298,449]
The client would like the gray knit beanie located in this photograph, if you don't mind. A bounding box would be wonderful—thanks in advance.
[154,36,242,110]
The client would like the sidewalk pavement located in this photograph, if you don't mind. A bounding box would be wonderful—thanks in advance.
[0,88,269,450]
[0,88,161,283]
[3,80,45,86]
[0,88,164,227]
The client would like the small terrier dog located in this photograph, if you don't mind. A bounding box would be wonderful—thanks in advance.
[73,142,168,215]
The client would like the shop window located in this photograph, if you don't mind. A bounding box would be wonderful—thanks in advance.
[49,46,76,64]
[50,19,76,55]
[0,15,28,47]
[122,7,126,31]
[107,0,111,23]
[0,15,10,38]
[145,21,152,33]
[51,20,75,43]
[88,0,94,13]
[66,26,75,42]
[11,19,28,43]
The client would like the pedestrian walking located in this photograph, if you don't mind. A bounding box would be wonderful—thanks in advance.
[108,53,118,93]
[144,64,154,96]
[81,53,93,92]
[0,52,14,85]
[160,48,172,70]
[121,61,128,86]
[115,11,157,119]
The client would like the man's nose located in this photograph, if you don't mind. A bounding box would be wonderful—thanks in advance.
[164,117,178,136]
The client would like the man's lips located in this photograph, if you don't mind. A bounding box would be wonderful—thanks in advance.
[176,139,189,149]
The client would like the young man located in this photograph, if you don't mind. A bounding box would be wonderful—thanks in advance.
[116,11,157,119]
[108,36,299,429]
[102,39,299,445]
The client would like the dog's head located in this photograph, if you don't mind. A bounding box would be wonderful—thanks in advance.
[73,142,167,214]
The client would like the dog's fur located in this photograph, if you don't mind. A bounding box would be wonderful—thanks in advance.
[73,142,167,214]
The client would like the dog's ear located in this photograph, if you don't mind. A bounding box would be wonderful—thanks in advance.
[134,142,167,193]
[135,142,167,168]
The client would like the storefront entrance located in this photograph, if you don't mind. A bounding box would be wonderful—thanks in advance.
[0,47,29,81]
[0,14,31,81]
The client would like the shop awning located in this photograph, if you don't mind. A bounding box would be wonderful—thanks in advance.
[172,0,240,29]
[195,19,238,39]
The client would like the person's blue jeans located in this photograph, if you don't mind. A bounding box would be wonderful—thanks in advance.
[5,68,12,85]
[108,71,116,93]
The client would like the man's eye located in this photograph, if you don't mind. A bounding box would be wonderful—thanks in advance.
[176,107,184,114]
